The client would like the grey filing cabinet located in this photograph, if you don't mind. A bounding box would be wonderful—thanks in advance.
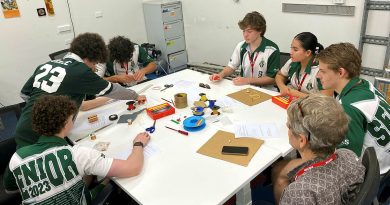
[143,1,187,72]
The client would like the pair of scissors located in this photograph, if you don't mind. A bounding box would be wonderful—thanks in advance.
[145,120,156,133]
[160,84,173,92]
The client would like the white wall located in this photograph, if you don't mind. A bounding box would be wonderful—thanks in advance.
[181,0,388,67]
[1,0,388,106]
[0,0,74,106]
[67,0,147,44]
[0,0,147,106]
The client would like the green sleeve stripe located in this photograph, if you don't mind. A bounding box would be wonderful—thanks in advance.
[265,50,280,78]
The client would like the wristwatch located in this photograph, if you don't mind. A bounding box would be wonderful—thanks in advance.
[133,141,144,148]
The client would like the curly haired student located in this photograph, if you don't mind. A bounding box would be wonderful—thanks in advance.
[4,95,150,204]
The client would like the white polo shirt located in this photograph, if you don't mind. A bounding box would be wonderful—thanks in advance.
[280,58,323,93]
[228,38,279,77]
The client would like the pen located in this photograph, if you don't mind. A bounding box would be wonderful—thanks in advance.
[171,98,175,107]
[165,126,189,136]
[161,98,173,104]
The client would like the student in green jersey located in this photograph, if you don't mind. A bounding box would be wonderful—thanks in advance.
[316,42,389,175]
[209,11,280,90]
[4,95,150,204]
[80,36,158,111]
[95,36,157,87]
[14,33,146,148]
[275,32,333,97]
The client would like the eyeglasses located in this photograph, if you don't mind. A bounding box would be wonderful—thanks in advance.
[297,99,311,142]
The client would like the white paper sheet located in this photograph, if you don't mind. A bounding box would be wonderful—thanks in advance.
[114,142,159,160]
[234,122,280,139]
[174,80,196,88]
[216,96,240,107]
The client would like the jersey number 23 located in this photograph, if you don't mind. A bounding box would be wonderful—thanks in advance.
[33,64,66,93]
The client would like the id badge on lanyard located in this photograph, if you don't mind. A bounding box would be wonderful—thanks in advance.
[295,72,308,92]
[247,51,259,78]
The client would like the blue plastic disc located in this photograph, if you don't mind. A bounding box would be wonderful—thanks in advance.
[183,123,206,132]
[183,116,206,132]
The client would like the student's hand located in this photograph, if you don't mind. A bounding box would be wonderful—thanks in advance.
[279,86,290,96]
[232,77,250,85]
[133,70,146,82]
[116,74,135,83]
[136,95,147,105]
[133,132,150,146]
[288,89,305,98]
[209,74,222,82]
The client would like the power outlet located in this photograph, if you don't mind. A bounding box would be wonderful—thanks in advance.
[95,11,103,18]
[57,25,71,33]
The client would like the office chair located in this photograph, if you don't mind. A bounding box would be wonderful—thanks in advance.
[0,104,23,204]
[378,169,390,204]
[273,52,291,92]
[91,180,118,205]
[351,147,380,205]
[279,52,290,67]
[49,48,69,60]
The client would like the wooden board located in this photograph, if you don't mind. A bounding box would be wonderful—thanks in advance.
[197,130,263,166]
[227,88,272,106]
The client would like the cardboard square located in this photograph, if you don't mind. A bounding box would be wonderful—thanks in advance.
[227,88,272,106]
[197,130,263,166]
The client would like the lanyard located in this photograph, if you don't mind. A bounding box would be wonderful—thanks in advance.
[295,72,308,91]
[247,51,259,78]
[294,153,337,181]
[121,62,129,75]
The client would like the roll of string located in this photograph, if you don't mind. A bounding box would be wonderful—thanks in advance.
[174,93,188,108]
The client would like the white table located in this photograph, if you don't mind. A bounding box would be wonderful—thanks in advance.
[68,69,292,205]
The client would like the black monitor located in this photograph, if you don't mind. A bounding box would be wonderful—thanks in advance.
[49,49,69,60]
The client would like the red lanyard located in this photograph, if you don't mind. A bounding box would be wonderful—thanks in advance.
[294,153,337,181]
[247,51,259,78]
[121,62,129,75]
[295,72,308,91]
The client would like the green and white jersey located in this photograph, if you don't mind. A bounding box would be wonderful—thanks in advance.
[4,136,113,205]
[227,38,280,90]
[280,58,323,93]
[337,78,390,174]
[15,53,138,148]
[96,44,154,86]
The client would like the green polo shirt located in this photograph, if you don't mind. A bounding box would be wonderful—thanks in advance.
[336,77,390,174]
